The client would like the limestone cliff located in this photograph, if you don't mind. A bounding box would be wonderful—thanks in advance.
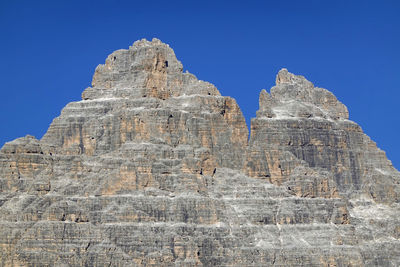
[0,38,399,266]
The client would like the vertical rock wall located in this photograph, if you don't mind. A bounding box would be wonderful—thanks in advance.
[245,69,400,203]
[0,39,399,266]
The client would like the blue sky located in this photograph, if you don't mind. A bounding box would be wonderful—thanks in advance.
[0,0,399,169]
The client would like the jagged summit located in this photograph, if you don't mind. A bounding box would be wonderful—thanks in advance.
[83,38,220,101]
[276,68,313,86]
[257,68,349,120]
[0,39,399,266]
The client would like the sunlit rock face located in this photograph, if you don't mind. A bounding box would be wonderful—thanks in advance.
[1,39,399,266]
[246,68,400,203]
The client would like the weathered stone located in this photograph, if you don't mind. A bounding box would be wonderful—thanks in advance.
[246,69,400,204]
[0,39,399,266]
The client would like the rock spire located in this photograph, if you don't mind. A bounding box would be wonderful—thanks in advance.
[0,39,399,266]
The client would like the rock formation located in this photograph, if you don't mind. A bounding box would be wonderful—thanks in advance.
[0,38,399,266]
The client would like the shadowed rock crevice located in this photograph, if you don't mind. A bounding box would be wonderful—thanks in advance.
[0,38,399,266]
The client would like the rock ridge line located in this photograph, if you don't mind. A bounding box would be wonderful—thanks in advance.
[0,38,399,266]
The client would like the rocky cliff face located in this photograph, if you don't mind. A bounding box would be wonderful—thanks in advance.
[0,38,399,266]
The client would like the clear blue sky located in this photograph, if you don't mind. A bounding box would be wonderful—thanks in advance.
[1,0,399,169]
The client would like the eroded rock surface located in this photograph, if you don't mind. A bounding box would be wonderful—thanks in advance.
[1,39,399,266]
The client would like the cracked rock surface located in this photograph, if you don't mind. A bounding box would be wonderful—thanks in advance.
[1,38,399,266]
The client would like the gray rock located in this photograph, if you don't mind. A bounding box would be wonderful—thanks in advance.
[0,39,399,266]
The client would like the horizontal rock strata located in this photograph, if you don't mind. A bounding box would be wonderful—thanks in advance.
[1,38,399,266]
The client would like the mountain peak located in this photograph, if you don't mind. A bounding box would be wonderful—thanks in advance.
[1,39,399,266]
[130,38,168,49]
[276,68,313,87]
[265,68,349,120]
[84,38,220,101]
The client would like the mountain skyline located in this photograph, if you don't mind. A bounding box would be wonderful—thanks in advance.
[1,0,399,169]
